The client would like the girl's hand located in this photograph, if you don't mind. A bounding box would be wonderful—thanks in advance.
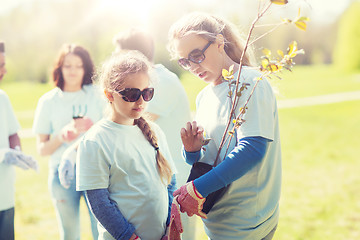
[180,121,204,152]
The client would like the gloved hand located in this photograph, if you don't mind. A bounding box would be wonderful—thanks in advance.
[161,196,184,240]
[58,147,77,189]
[168,196,183,240]
[173,181,207,219]
[73,116,93,133]
[129,234,141,240]
[0,147,39,171]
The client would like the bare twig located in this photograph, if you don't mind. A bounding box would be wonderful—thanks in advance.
[214,1,272,165]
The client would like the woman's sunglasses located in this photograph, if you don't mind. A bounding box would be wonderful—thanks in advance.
[117,87,154,102]
[178,41,213,70]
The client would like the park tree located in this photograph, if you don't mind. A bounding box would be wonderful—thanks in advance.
[333,0,360,72]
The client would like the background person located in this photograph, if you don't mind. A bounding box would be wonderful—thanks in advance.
[0,41,38,240]
[167,12,281,240]
[32,44,104,240]
[113,28,196,239]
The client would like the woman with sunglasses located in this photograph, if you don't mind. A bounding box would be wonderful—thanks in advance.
[33,44,104,239]
[167,12,281,239]
[76,50,178,240]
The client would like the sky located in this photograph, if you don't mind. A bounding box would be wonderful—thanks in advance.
[0,0,354,24]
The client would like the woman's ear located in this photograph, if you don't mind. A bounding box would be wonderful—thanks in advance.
[104,90,114,102]
[215,34,225,51]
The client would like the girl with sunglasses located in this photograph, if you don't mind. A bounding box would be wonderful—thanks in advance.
[113,28,196,240]
[167,12,281,240]
[76,51,178,240]
[33,44,104,239]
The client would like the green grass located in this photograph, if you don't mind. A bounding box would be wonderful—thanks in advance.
[1,81,52,128]
[276,101,360,240]
[3,64,360,239]
[275,65,360,99]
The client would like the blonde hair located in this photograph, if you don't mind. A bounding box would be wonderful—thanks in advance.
[134,117,172,184]
[167,11,255,66]
[98,50,172,184]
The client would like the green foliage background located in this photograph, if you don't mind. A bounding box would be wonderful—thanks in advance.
[333,0,360,72]
[0,0,346,85]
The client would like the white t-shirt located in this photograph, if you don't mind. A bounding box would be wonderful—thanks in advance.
[0,89,21,210]
[32,84,105,169]
[76,119,176,240]
[195,67,281,239]
[147,64,192,185]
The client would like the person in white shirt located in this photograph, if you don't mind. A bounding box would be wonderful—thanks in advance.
[0,41,38,240]
[167,12,281,240]
[113,28,196,240]
[76,50,178,240]
[33,44,104,240]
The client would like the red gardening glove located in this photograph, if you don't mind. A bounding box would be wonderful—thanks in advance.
[161,196,183,240]
[168,196,183,240]
[130,233,141,240]
[173,181,207,219]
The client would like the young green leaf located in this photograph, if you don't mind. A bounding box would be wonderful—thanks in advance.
[295,16,310,30]
[262,48,272,58]
[202,138,212,146]
[271,0,288,5]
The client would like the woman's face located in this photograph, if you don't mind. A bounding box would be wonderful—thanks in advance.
[174,34,224,86]
[61,53,85,91]
[110,72,151,125]
[0,53,6,82]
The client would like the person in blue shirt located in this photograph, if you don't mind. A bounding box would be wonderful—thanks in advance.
[167,12,282,240]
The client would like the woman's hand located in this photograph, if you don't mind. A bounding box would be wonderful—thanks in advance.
[129,233,141,240]
[73,116,93,133]
[173,181,207,219]
[180,121,204,152]
[60,122,79,143]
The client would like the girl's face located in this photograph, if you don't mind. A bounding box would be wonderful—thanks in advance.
[110,72,150,125]
[174,33,224,86]
[61,53,85,91]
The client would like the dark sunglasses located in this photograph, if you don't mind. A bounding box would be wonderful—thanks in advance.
[117,87,154,102]
[178,41,213,70]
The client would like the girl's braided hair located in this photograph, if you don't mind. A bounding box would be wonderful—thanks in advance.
[134,117,172,184]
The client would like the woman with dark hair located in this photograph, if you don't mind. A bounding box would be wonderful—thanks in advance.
[33,44,105,239]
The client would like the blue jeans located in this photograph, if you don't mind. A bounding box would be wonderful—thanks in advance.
[49,166,98,240]
[0,207,14,240]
